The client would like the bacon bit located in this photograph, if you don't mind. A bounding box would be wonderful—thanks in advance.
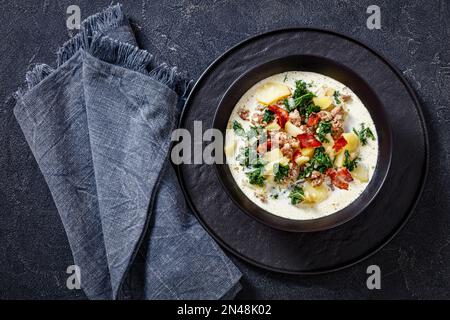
[307,113,320,127]
[297,133,322,149]
[292,149,302,163]
[333,135,347,152]
[326,168,353,190]
[268,105,289,128]
[257,139,271,154]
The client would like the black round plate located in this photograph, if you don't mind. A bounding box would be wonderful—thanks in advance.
[177,28,428,274]
[214,54,392,232]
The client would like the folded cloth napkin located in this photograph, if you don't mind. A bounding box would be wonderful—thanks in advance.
[13,4,241,299]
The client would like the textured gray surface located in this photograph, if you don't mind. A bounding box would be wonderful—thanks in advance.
[0,0,448,299]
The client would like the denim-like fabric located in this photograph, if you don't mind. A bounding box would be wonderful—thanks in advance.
[14,4,241,300]
[14,51,112,299]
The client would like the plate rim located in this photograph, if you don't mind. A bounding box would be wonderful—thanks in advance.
[175,27,429,274]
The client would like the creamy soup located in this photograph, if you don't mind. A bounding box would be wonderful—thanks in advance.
[224,71,378,220]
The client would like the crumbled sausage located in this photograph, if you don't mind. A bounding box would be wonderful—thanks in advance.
[271,131,288,149]
[255,192,268,203]
[238,107,250,121]
[299,124,314,135]
[318,110,333,121]
[251,113,266,126]
[331,105,344,118]
[288,137,299,149]
[331,118,344,139]
[281,143,293,159]
[330,106,345,139]
[288,163,300,182]
[289,109,302,127]
[310,170,324,187]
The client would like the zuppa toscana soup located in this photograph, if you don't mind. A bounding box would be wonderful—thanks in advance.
[224,71,378,220]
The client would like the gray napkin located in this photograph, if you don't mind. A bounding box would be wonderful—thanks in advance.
[14,4,241,300]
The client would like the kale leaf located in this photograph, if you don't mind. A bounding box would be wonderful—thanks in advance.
[299,147,332,178]
[263,109,275,123]
[353,123,375,146]
[289,186,305,205]
[232,120,245,136]
[343,150,359,171]
[316,121,332,142]
[333,90,341,104]
[273,162,290,182]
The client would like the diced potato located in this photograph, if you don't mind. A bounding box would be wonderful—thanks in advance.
[285,121,302,137]
[263,148,283,163]
[342,132,360,152]
[335,149,359,168]
[322,133,335,158]
[263,162,275,177]
[255,82,291,105]
[301,147,315,158]
[266,122,281,131]
[303,182,329,203]
[224,139,237,157]
[263,157,289,177]
[325,88,335,97]
[294,155,310,166]
[312,96,333,110]
[334,151,345,167]
[352,165,369,182]
[279,156,289,166]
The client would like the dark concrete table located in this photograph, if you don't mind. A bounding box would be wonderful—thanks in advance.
[1,0,448,299]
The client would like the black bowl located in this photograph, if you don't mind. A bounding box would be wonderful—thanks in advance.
[213,54,392,232]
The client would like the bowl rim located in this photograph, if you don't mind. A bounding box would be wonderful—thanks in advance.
[212,54,393,232]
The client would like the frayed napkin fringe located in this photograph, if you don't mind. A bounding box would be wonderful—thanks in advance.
[15,3,191,100]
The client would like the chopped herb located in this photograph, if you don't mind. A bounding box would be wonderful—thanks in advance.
[353,123,375,146]
[304,103,320,118]
[299,147,332,178]
[273,162,290,182]
[293,80,309,99]
[316,121,332,142]
[232,120,245,136]
[271,194,279,199]
[283,74,288,82]
[289,186,304,205]
[291,80,318,118]
[294,92,315,109]
[343,150,359,171]
[247,167,265,186]
[246,158,266,186]
[333,90,341,104]
[262,109,275,123]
